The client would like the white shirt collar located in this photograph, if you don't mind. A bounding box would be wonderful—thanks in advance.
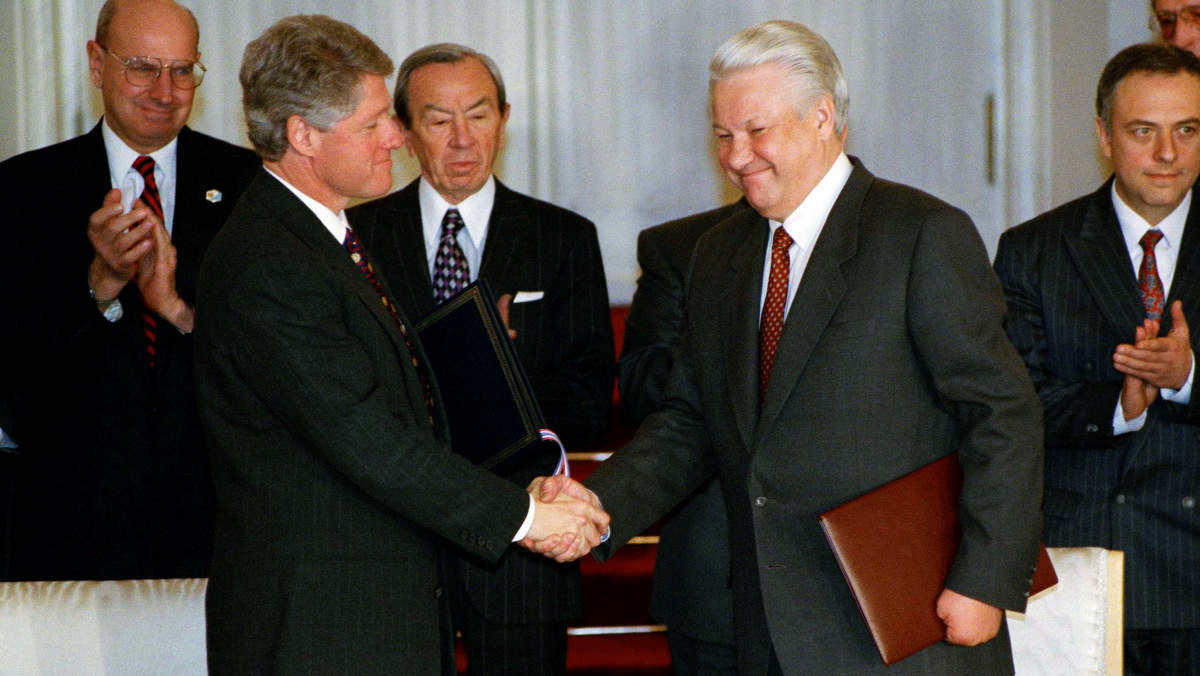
[264,167,350,244]
[1112,182,1190,256]
[419,175,496,253]
[770,152,854,251]
[101,117,178,190]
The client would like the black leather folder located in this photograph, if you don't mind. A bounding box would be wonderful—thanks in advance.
[413,280,545,471]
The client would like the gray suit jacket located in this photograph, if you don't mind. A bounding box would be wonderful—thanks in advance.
[994,179,1200,630]
[195,170,531,674]
[619,200,747,644]
[589,160,1044,676]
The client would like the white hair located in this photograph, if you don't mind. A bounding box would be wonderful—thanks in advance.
[710,20,849,135]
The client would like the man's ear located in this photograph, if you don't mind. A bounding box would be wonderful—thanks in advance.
[1096,116,1114,161]
[86,40,106,88]
[812,95,837,141]
[286,115,319,158]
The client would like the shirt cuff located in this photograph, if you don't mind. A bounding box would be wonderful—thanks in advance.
[512,493,536,542]
[1161,349,1195,404]
[1113,398,1147,435]
[0,427,16,449]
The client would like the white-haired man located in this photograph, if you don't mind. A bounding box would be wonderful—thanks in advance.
[532,20,1044,676]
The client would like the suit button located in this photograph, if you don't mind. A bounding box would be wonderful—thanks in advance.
[1085,424,1099,433]
[435,587,443,599]
[755,496,767,507]
[1083,363,1093,371]
[1115,494,1126,504]
[1184,497,1196,509]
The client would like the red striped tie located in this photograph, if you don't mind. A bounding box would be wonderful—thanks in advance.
[133,156,161,368]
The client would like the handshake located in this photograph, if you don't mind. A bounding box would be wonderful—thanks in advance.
[517,476,611,562]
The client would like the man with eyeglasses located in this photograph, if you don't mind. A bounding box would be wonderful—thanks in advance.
[1154,0,1200,57]
[0,0,258,582]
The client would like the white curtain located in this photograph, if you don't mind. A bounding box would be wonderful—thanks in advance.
[4,0,1095,301]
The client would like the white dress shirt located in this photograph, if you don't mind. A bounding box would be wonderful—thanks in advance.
[1111,185,1195,434]
[419,175,496,281]
[265,169,537,540]
[758,153,854,321]
[102,119,179,235]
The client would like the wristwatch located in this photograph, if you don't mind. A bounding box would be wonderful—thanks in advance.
[89,287,124,322]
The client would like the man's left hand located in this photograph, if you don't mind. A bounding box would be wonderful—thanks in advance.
[497,293,517,340]
[136,218,194,333]
[1114,300,1192,390]
[936,588,1002,647]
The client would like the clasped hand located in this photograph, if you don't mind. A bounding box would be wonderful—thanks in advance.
[1114,301,1192,420]
[518,476,609,562]
[87,189,193,332]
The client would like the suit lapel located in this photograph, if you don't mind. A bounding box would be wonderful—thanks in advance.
[478,181,525,291]
[379,181,438,318]
[1064,182,1144,338]
[721,210,769,451]
[1162,191,1200,333]
[755,162,866,442]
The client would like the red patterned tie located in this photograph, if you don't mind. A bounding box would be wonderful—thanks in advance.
[760,226,794,401]
[432,208,470,304]
[1138,229,1165,320]
[343,228,435,425]
[133,156,161,368]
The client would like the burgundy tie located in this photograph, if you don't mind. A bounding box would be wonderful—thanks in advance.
[343,228,434,425]
[431,208,470,304]
[760,226,793,402]
[133,156,161,368]
[1138,229,1166,321]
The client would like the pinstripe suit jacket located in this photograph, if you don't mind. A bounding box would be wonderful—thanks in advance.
[994,179,1200,630]
[349,178,614,623]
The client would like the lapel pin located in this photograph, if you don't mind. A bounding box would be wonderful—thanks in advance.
[205,189,223,203]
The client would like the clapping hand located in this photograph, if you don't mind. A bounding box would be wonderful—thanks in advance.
[519,475,609,562]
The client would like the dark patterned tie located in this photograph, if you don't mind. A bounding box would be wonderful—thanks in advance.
[759,226,794,402]
[1138,229,1165,320]
[431,208,470,304]
[343,227,434,425]
[133,156,161,368]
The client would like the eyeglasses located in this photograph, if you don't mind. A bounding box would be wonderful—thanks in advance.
[101,46,206,90]
[1152,5,1200,40]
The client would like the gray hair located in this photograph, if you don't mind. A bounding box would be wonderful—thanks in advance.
[710,20,849,135]
[394,43,506,128]
[239,14,393,161]
[96,0,199,48]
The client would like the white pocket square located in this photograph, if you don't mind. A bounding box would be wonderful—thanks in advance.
[512,291,544,303]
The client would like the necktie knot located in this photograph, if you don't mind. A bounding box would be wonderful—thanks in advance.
[1140,229,1164,253]
[772,225,794,253]
[442,208,465,238]
[133,155,156,180]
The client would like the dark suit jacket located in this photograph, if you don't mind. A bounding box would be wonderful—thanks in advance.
[195,170,534,674]
[994,179,1200,631]
[619,200,747,644]
[0,122,258,581]
[588,160,1044,676]
[349,178,613,624]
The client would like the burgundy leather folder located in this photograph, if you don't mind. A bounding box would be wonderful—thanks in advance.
[818,453,1056,665]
